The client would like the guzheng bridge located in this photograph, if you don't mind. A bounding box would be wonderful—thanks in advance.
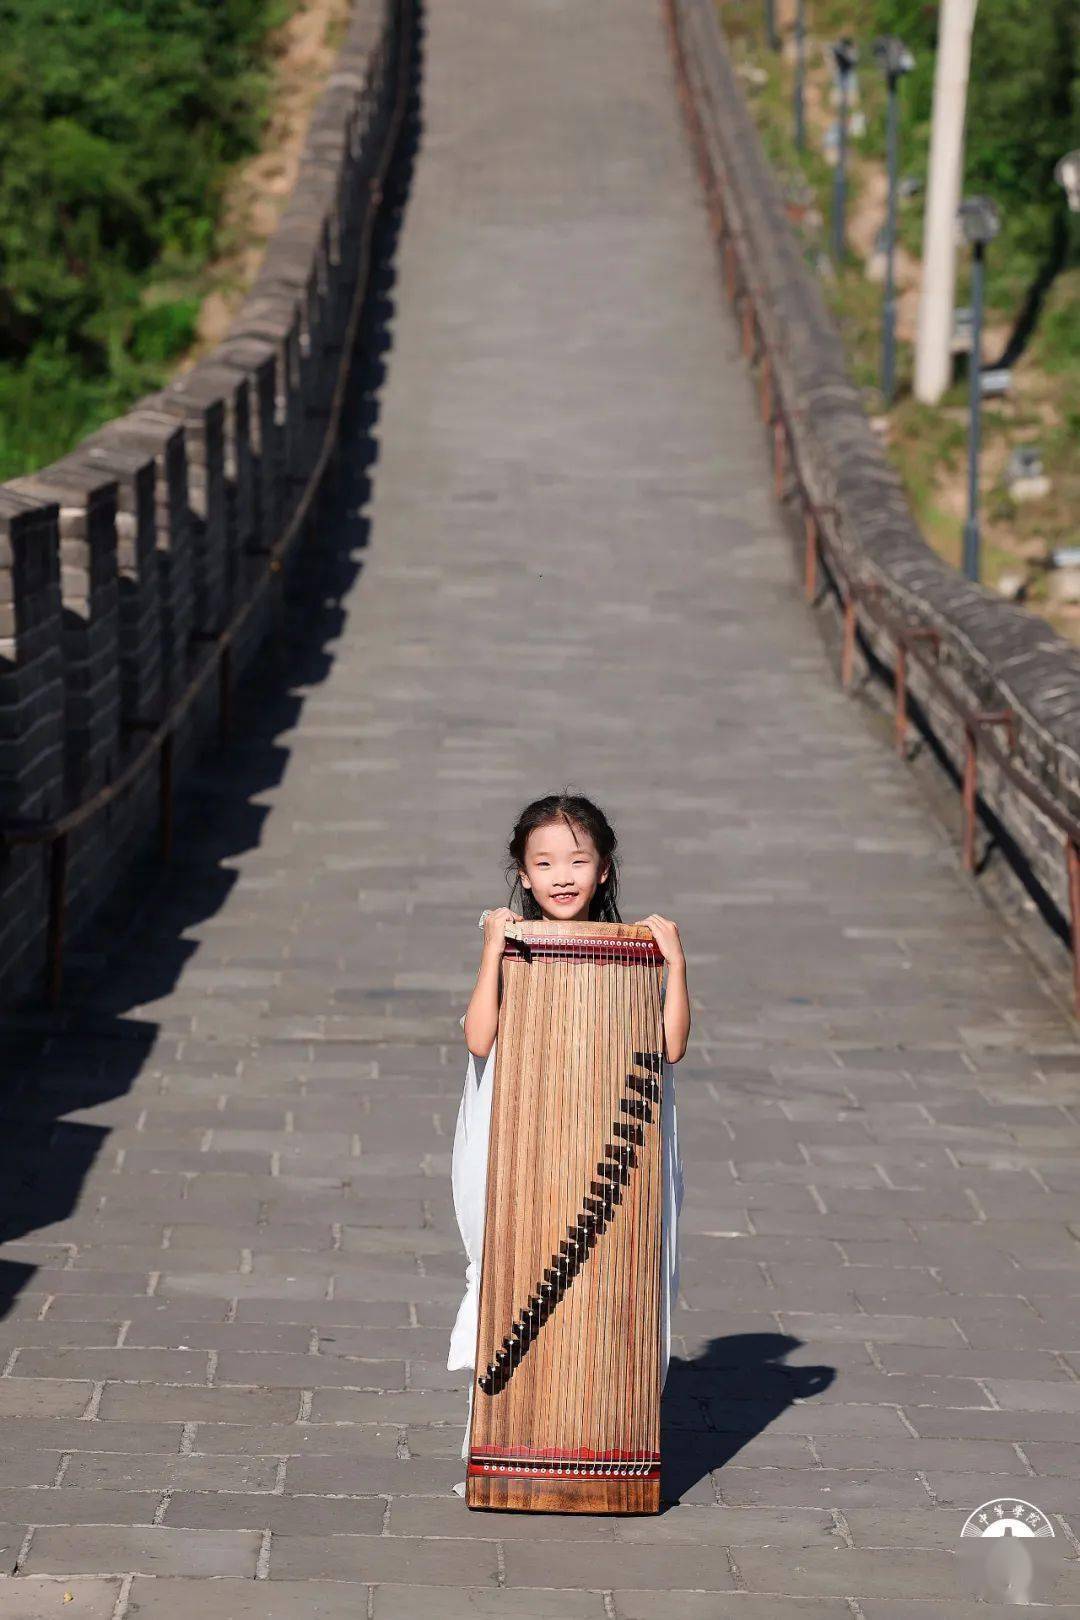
[1,0,1079,1611]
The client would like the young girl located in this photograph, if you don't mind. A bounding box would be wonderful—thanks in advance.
[447,792,687,1480]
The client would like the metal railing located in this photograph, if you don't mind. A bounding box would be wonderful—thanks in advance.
[668,0,1080,1017]
[0,0,413,1008]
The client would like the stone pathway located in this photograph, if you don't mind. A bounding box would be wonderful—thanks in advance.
[2,0,1080,1613]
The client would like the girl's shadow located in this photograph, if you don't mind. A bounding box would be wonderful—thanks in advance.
[662,1332,835,1506]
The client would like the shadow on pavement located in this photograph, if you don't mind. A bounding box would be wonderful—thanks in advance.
[662,1331,835,1506]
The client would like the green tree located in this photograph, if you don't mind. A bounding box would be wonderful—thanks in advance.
[0,0,288,473]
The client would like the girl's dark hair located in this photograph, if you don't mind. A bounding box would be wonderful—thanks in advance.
[506,793,622,922]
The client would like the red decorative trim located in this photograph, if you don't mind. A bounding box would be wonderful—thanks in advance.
[503,936,663,963]
[473,1445,659,1462]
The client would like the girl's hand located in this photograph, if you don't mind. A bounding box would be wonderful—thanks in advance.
[481,907,521,955]
[636,914,685,969]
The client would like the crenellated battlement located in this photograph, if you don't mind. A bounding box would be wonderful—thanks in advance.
[0,0,404,1004]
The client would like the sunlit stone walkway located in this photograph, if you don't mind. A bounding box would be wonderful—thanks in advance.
[1,0,1079,1613]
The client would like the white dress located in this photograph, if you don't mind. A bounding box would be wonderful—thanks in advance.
[447,980,684,1461]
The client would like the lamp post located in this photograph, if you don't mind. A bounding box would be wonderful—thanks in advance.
[831,39,859,263]
[793,0,807,152]
[872,36,914,405]
[958,196,1001,584]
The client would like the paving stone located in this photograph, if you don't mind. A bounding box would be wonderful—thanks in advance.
[164,1493,385,1535]
[268,1533,499,1584]
[921,1471,1080,1514]
[0,1453,65,1489]
[387,1498,617,1541]
[0,1423,185,1463]
[120,1323,314,1353]
[0,1525,27,1574]
[0,1489,159,1526]
[19,1526,260,1577]
[859,1605,1080,1620]
[502,1538,740,1592]
[231,1299,414,1327]
[0,1323,128,1351]
[124,1577,372,1618]
[189,1423,400,1459]
[615,1598,852,1620]
[95,1385,301,1424]
[613,1504,837,1545]
[10,1350,209,1384]
[308,1391,462,1423]
[61,1454,279,1492]
[214,1352,405,1389]
[984,1379,1080,1413]
[812,1436,1025,1474]
[717,1468,933,1509]
[730,1545,973,1599]
[373,1589,608,1619]
[842,1508,987,1549]
[43,1299,229,1326]
[0,1577,122,1618]
[0,1382,93,1420]
[283,1455,459,1496]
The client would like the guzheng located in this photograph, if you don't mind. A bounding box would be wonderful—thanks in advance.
[467,920,665,1514]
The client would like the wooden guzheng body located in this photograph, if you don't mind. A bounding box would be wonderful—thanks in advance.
[467,920,665,1514]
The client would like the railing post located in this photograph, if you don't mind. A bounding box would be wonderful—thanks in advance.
[46,833,69,1009]
[840,591,857,690]
[1067,839,1080,1019]
[741,297,755,359]
[723,239,736,302]
[803,511,818,603]
[963,710,1017,875]
[759,352,773,425]
[894,640,908,755]
[962,724,978,873]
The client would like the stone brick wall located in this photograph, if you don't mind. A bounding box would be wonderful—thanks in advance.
[0,0,402,1004]
[672,0,1080,929]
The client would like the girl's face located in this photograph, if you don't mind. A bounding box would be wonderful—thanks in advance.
[519,819,609,922]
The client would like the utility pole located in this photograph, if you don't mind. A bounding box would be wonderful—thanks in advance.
[913,0,978,405]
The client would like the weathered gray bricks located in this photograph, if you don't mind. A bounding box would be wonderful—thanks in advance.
[80,437,164,733]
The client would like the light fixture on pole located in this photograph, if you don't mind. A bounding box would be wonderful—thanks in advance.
[872,36,914,405]
[1055,151,1080,213]
[958,195,1001,584]
[830,38,859,263]
[793,0,807,151]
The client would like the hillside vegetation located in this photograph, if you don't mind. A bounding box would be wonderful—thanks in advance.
[0,0,291,477]
[727,0,1080,634]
